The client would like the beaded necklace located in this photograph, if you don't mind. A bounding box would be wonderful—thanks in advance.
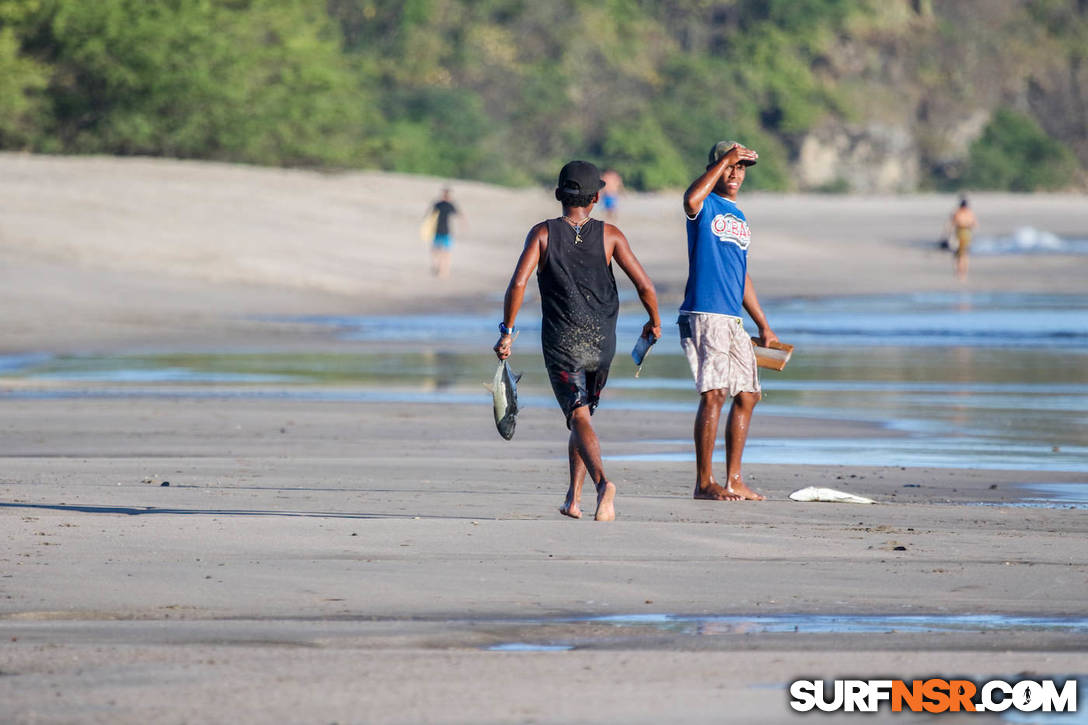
[562,215,593,244]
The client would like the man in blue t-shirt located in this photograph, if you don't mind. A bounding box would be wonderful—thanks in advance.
[679,141,778,501]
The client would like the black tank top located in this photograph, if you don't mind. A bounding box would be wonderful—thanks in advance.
[537,217,619,371]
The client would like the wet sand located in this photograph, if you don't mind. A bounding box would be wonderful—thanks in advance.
[1,155,1087,723]
[2,398,1086,723]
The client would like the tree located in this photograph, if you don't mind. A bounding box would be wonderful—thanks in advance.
[963,109,1078,191]
[25,0,375,165]
[0,27,47,147]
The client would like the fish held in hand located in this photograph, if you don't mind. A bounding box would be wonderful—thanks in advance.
[485,359,521,440]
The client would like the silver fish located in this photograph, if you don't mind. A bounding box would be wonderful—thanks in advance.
[487,359,521,440]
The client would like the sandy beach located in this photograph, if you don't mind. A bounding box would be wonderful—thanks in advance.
[1,154,1086,723]
[2,153,1087,352]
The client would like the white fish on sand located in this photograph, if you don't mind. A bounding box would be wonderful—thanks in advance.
[789,486,875,504]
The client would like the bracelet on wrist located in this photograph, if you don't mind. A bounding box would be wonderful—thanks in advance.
[499,322,516,336]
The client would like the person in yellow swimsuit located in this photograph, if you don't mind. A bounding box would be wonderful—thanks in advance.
[950,197,978,281]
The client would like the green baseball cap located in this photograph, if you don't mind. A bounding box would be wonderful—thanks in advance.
[708,140,757,167]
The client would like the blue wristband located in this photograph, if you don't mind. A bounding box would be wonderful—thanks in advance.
[499,322,516,336]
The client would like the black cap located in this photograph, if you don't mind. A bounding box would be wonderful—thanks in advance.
[557,160,605,195]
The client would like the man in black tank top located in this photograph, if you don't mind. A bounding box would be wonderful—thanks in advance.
[494,161,662,522]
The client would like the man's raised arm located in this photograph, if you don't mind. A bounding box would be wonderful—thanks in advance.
[682,144,758,217]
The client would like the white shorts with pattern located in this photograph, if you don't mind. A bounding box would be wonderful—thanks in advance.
[679,313,761,396]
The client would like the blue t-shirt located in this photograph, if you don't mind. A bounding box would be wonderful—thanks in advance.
[679,193,750,318]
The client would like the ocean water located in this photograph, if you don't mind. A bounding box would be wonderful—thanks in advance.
[3,293,1085,473]
[971,226,1088,256]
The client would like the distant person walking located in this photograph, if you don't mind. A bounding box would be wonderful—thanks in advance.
[680,141,777,501]
[494,161,661,521]
[949,197,978,281]
[425,188,460,278]
[600,169,624,222]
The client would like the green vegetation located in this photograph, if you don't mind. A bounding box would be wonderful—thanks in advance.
[10,0,372,164]
[0,0,1084,190]
[963,109,1079,191]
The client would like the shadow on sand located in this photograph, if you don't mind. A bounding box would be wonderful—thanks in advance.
[0,501,487,520]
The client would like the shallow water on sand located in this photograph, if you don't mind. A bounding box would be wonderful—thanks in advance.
[272,291,1088,348]
[982,483,1088,509]
[3,293,1086,473]
[571,613,1088,635]
[483,613,1088,659]
[3,348,1082,473]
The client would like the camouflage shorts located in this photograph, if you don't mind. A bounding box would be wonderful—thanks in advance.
[678,313,761,396]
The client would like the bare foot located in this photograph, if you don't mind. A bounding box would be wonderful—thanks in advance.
[594,481,616,521]
[560,481,583,519]
[693,481,742,501]
[724,475,765,501]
